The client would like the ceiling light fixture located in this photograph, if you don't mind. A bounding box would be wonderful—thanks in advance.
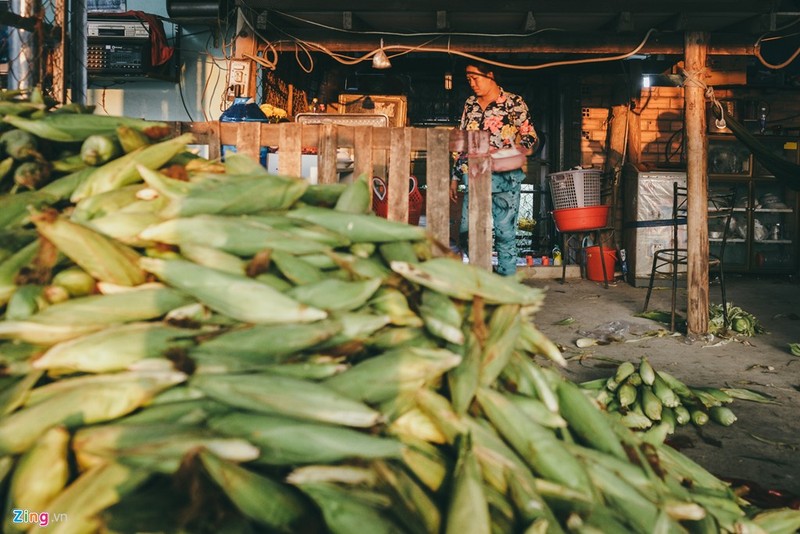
[372,39,392,69]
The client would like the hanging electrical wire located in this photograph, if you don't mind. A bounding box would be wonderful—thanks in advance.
[754,16,800,69]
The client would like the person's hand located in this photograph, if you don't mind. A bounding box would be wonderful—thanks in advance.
[450,180,460,203]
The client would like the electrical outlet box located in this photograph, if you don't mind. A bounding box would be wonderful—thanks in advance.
[227,59,252,100]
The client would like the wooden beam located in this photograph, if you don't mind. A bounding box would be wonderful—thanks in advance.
[268,32,756,56]
[255,1,778,13]
[466,130,492,271]
[388,128,412,223]
[684,31,710,337]
[426,129,452,249]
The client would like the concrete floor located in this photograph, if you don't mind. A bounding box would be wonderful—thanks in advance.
[523,270,800,499]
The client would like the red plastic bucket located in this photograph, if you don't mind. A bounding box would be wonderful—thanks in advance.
[585,246,617,282]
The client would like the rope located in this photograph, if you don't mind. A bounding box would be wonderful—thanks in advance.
[679,67,727,131]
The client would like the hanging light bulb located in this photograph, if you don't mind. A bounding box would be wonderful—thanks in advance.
[372,39,392,70]
[444,72,453,91]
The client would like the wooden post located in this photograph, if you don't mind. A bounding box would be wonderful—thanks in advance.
[426,129,452,248]
[317,123,338,184]
[467,130,492,271]
[388,128,412,223]
[278,123,302,177]
[684,31,710,336]
[236,122,262,161]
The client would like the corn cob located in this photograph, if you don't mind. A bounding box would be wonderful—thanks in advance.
[4,112,167,142]
[334,174,372,214]
[199,450,310,532]
[81,134,122,166]
[324,347,462,404]
[139,215,337,256]
[445,434,491,534]
[556,380,627,460]
[138,164,308,218]
[24,285,193,326]
[0,320,108,345]
[5,425,70,533]
[392,258,545,306]
[641,386,663,421]
[141,257,327,324]
[399,436,449,492]
[32,322,199,374]
[0,370,185,454]
[193,373,381,427]
[708,406,737,426]
[209,412,403,465]
[289,205,427,243]
[70,133,193,201]
[270,249,325,285]
[614,361,636,384]
[31,209,145,286]
[673,405,691,426]
[583,461,662,533]
[191,320,341,362]
[638,356,656,386]
[72,422,259,473]
[388,407,449,444]
[617,382,637,409]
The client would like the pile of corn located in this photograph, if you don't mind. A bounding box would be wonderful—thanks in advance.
[580,357,779,440]
[0,96,799,533]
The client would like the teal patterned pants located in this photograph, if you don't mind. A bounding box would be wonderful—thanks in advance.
[458,169,525,276]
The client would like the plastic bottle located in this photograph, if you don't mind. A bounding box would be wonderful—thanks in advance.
[552,246,562,266]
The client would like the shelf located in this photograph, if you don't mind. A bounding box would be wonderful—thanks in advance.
[712,238,746,243]
[754,239,793,245]
[753,208,794,213]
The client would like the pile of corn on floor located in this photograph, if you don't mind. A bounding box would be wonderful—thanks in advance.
[529,273,800,498]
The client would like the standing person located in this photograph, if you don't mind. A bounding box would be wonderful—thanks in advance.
[450,61,538,277]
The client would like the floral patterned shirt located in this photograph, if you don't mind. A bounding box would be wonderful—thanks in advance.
[452,88,537,181]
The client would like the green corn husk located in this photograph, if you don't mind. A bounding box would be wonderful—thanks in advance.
[480,304,521,386]
[27,461,151,534]
[5,284,46,320]
[673,405,691,426]
[0,370,186,454]
[447,329,482,415]
[139,215,342,256]
[81,134,122,166]
[199,450,311,532]
[445,434,491,534]
[651,373,680,408]
[418,289,464,345]
[0,370,43,415]
[374,461,442,534]
[0,239,39,306]
[179,243,245,274]
[638,357,656,386]
[476,387,593,498]
[140,257,327,325]
[334,174,372,214]
[378,240,419,264]
[287,277,382,313]
[516,321,567,367]
[192,373,381,428]
[116,124,152,153]
[23,285,193,326]
[288,205,427,243]
[4,426,70,532]
[4,113,167,142]
[369,287,424,327]
[392,258,545,307]
[138,165,308,218]
[31,210,145,286]
[324,347,462,404]
[116,398,231,426]
[556,380,627,460]
[70,133,194,202]
[270,249,325,285]
[70,184,146,222]
[209,412,403,465]
[32,322,200,374]
[750,508,800,534]
[708,406,737,426]
[291,481,404,534]
[72,423,259,473]
[641,386,663,421]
